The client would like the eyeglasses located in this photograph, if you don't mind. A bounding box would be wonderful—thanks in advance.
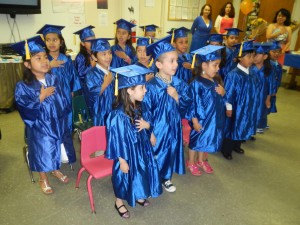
[45,38,59,43]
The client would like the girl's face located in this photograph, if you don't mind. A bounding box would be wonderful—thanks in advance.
[173,37,189,54]
[276,12,287,24]
[45,33,61,53]
[202,59,221,79]
[24,52,49,78]
[81,36,95,53]
[269,49,281,61]
[209,41,222,46]
[145,31,156,39]
[128,84,147,102]
[239,52,255,68]
[226,35,239,47]
[93,50,112,69]
[136,46,150,64]
[225,4,232,15]
[116,28,130,45]
[202,6,211,17]
[156,51,178,77]
[253,53,267,65]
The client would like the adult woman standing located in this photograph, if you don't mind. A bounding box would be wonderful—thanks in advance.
[266,8,292,64]
[190,4,213,52]
[214,2,236,34]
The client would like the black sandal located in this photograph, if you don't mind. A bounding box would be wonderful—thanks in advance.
[114,202,130,219]
[136,199,150,207]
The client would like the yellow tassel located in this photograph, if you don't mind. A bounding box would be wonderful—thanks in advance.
[25,40,30,60]
[238,42,244,57]
[144,26,146,37]
[148,57,154,67]
[73,34,76,45]
[191,54,196,69]
[148,36,152,44]
[171,29,175,44]
[39,34,45,42]
[114,73,118,96]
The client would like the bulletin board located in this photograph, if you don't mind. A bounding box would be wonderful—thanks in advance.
[168,0,200,21]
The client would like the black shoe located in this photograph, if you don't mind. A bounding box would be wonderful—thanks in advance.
[222,152,232,160]
[249,136,256,141]
[233,148,244,154]
[136,199,150,207]
[114,202,130,219]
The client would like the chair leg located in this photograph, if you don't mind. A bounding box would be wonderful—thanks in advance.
[87,175,96,214]
[69,164,74,171]
[23,145,35,183]
[75,167,86,189]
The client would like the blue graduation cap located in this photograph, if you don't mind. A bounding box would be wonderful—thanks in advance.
[110,65,153,95]
[167,27,190,42]
[191,45,224,68]
[132,36,151,46]
[139,24,159,32]
[84,38,113,52]
[114,19,136,32]
[73,25,95,41]
[11,35,45,60]
[36,24,65,36]
[208,34,226,43]
[146,35,175,61]
[234,40,255,57]
[269,41,281,51]
[253,42,273,54]
[225,28,243,36]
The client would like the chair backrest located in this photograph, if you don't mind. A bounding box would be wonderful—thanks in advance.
[72,95,91,124]
[80,126,107,164]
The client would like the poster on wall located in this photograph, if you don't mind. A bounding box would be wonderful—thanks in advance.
[97,0,108,9]
[52,0,84,13]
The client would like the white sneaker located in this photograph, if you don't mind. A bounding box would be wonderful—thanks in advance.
[162,180,176,192]
[256,128,264,134]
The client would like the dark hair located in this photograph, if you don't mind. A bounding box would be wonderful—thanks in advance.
[236,50,255,61]
[79,44,91,67]
[219,2,235,18]
[273,8,291,26]
[22,53,39,84]
[114,29,136,57]
[263,54,272,77]
[113,87,142,124]
[45,33,67,54]
[200,4,212,20]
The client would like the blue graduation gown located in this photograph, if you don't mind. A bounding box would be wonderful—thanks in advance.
[219,47,237,80]
[224,67,259,140]
[105,106,162,207]
[187,76,225,152]
[111,44,135,68]
[15,73,76,172]
[49,54,81,132]
[251,65,275,129]
[269,60,283,113]
[142,76,191,180]
[175,53,193,83]
[190,16,212,52]
[74,53,93,85]
[85,66,114,126]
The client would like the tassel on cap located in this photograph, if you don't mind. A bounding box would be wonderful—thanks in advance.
[148,36,152,44]
[144,26,146,37]
[148,57,154,68]
[25,40,31,60]
[171,29,175,44]
[191,53,196,69]
[73,34,76,45]
[114,73,118,96]
[238,42,244,57]
[39,34,45,42]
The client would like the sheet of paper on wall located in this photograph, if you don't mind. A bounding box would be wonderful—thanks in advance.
[99,11,108,26]
[69,14,86,27]
[52,0,84,13]
[145,0,155,7]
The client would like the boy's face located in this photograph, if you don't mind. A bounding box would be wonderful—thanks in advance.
[136,46,150,64]
[172,37,188,54]
[92,49,112,69]
[226,35,239,48]
[156,51,178,77]
[239,52,255,68]
[145,31,156,39]
[269,49,281,61]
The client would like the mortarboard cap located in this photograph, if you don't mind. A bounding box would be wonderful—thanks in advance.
[146,35,175,61]
[132,36,151,46]
[139,24,159,32]
[190,45,224,68]
[110,65,153,95]
[167,27,190,43]
[208,33,227,43]
[225,28,243,36]
[11,35,45,60]
[114,19,136,32]
[269,41,281,51]
[84,38,113,52]
[73,25,95,41]
[36,24,65,36]
[234,40,255,57]
[253,42,272,54]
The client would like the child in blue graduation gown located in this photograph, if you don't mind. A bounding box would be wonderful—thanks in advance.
[37,25,81,133]
[221,40,259,160]
[251,43,275,133]
[186,45,226,175]
[134,36,156,81]
[85,38,114,126]
[143,36,191,192]
[12,36,76,195]
[111,19,136,68]
[269,41,283,115]
[167,27,193,83]
[139,24,159,43]
[106,65,162,219]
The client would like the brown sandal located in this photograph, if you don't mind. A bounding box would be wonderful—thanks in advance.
[39,179,53,195]
[51,171,69,183]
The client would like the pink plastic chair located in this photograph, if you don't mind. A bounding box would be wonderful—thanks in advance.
[75,126,113,214]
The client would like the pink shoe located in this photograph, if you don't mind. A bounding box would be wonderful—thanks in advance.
[197,161,213,174]
[186,160,202,176]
